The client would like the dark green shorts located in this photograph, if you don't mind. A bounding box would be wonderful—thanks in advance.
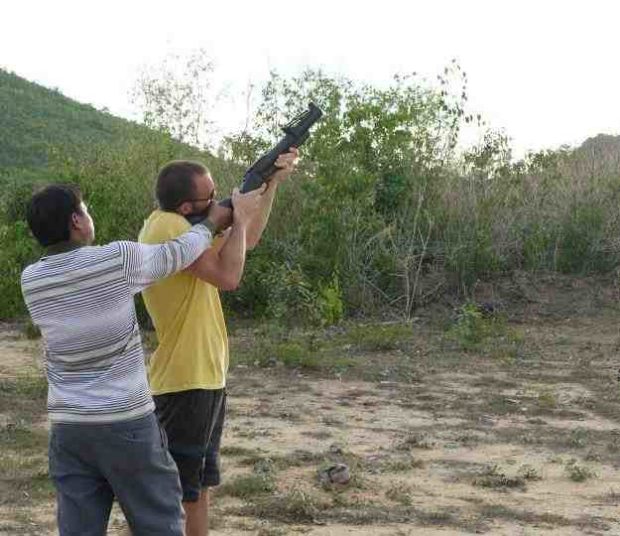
[154,388,226,502]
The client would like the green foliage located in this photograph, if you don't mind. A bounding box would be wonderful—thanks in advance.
[565,459,597,482]
[517,464,542,481]
[343,323,413,351]
[0,65,243,319]
[231,325,353,372]
[226,252,343,326]
[235,488,323,524]
[447,303,524,360]
[0,69,143,169]
[0,375,47,400]
[0,221,40,319]
[220,66,471,319]
[4,63,620,322]
[218,460,277,499]
[473,464,527,490]
[448,303,494,350]
[385,482,414,506]
[240,336,321,370]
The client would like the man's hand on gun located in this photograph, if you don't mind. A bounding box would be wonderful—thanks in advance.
[269,147,300,185]
[231,186,267,225]
[205,187,265,233]
[203,147,300,234]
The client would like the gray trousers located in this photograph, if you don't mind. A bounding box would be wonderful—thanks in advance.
[49,412,184,536]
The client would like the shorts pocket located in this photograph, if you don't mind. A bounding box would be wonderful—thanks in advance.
[157,421,169,450]
[112,416,158,444]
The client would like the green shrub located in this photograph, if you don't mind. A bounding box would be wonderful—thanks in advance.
[5,65,620,322]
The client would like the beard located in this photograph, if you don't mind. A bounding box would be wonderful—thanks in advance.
[184,204,212,225]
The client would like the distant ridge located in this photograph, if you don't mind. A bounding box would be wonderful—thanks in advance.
[0,68,142,169]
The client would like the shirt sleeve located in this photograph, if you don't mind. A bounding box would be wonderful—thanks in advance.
[117,223,212,295]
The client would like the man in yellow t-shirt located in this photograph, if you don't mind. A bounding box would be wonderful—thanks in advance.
[139,150,298,536]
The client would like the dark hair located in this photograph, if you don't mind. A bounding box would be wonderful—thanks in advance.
[156,161,209,211]
[26,184,84,246]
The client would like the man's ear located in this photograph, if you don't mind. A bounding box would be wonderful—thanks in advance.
[70,212,81,230]
[177,201,193,215]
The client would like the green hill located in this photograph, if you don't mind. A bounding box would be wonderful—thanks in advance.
[0,69,142,169]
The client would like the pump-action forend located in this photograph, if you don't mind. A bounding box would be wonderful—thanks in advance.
[217,102,323,209]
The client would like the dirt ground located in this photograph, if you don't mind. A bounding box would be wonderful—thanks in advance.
[2,273,620,535]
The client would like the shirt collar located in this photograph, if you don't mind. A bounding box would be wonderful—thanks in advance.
[44,240,83,257]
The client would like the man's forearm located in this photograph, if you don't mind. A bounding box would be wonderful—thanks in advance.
[217,222,248,288]
[246,182,278,249]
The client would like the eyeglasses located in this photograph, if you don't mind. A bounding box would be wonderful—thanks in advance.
[178,192,216,206]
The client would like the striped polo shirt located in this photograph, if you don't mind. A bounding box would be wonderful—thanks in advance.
[21,225,212,424]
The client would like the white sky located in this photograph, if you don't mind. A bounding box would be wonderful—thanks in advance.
[2,0,619,157]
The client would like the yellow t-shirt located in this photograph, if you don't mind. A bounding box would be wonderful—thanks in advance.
[138,210,228,394]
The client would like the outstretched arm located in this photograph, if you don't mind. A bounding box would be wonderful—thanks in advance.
[245,148,299,249]
[119,224,213,294]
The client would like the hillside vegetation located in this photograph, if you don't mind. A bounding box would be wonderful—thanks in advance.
[1,65,620,322]
[0,69,147,169]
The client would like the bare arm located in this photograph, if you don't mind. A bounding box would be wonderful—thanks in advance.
[244,148,299,250]
[245,182,278,250]
[184,186,264,290]
[184,225,247,290]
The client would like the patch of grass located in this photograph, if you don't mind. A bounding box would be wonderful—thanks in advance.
[455,432,481,447]
[217,459,277,499]
[446,303,496,351]
[235,427,273,439]
[339,323,414,351]
[0,421,48,451]
[607,431,620,452]
[568,427,589,448]
[300,429,332,440]
[22,319,41,340]
[565,459,597,482]
[534,387,558,410]
[371,456,424,474]
[273,341,321,369]
[385,481,413,506]
[21,470,55,501]
[416,509,458,526]
[473,464,527,491]
[596,489,620,505]
[256,527,288,536]
[527,417,548,425]
[232,329,353,372]
[217,473,276,499]
[396,432,434,450]
[322,499,464,529]
[446,303,524,359]
[471,376,519,389]
[484,395,523,416]
[477,503,572,526]
[0,375,47,399]
[230,488,326,524]
[517,464,542,481]
[220,445,262,458]
[238,450,325,470]
[321,499,413,524]
[0,421,53,507]
[277,449,325,468]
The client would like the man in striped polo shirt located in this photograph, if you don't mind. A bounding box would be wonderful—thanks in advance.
[20,183,263,536]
